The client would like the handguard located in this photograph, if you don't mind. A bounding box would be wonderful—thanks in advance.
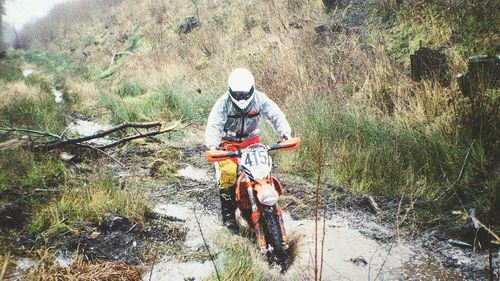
[205,150,239,162]
[268,137,301,152]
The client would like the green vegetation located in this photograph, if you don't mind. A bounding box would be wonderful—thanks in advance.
[0,148,68,191]
[207,236,265,281]
[0,55,22,82]
[102,83,213,124]
[24,50,92,80]
[28,172,148,238]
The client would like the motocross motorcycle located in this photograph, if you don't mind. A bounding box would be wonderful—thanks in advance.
[206,137,301,271]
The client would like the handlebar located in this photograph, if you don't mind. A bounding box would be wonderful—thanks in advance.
[205,137,301,163]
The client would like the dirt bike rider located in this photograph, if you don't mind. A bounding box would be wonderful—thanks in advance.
[205,68,292,233]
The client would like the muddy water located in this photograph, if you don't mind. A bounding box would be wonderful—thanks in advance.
[283,214,464,281]
[145,203,223,281]
[177,165,209,181]
[145,203,466,281]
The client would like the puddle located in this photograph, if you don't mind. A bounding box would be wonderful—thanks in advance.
[53,88,63,103]
[177,165,209,181]
[144,203,222,280]
[145,260,214,281]
[144,203,477,281]
[152,203,190,221]
[68,119,114,146]
[283,213,464,280]
[7,257,37,280]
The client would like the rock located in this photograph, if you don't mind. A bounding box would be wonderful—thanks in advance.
[314,24,328,35]
[410,47,450,86]
[457,55,500,98]
[101,213,130,231]
[177,16,200,34]
[350,256,368,266]
[60,152,75,161]
[363,195,381,214]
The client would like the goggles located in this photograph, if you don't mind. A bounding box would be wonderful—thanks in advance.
[229,86,254,101]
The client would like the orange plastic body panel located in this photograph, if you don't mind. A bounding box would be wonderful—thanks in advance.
[236,175,284,210]
[275,137,301,151]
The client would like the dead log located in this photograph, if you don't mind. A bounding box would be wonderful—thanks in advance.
[0,121,181,152]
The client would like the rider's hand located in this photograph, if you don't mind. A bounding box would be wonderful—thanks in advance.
[281,134,291,143]
[208,146,217,151]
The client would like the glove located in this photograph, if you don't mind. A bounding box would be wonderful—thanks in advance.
[281,134,291,142]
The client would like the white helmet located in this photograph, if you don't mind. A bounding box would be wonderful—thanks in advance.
[227,68,255,109]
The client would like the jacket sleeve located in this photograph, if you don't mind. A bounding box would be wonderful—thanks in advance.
[259,92,292,139]
[205,94,228,148]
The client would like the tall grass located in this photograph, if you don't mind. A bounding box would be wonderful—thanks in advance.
[101,82,214,124]
[28,172,148,239]
[290,98,486,199]
[0,148,68,192]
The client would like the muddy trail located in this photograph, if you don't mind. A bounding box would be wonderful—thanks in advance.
[2,116,499,280]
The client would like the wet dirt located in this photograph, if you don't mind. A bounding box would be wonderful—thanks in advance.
[62,213,188,265]
[0,188,30,229]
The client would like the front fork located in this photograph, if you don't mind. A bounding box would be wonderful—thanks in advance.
[274,203,289,250]
[247,186,267,253]
[247,188,289,253]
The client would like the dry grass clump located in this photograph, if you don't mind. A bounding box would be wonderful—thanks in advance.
[0,81,41,107]
[0,253,14,280]
[65,78,101,113]
[24,251,144,281]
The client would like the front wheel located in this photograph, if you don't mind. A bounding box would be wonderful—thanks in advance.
[261,205,291,272]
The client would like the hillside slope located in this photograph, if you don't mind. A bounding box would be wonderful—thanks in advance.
[0,0,498,279]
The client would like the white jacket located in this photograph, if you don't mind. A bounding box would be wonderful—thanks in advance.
[205,90,291,148]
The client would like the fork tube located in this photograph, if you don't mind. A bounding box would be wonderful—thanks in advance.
[248,186,267,252]
[275,203,289,249]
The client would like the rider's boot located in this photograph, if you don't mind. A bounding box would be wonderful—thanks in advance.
[219,187,238,233]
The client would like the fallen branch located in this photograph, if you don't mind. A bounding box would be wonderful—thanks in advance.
[41,121,163,150]
[95,122,181,150]
[1,121,178,152]
[76,143,125,168]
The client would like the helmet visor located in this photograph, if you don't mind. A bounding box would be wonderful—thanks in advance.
[229,86,254,101]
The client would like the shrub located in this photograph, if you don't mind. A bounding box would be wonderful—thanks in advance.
[115,79,145,97]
